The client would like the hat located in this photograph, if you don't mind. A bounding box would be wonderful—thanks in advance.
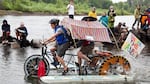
[49,18,59,25]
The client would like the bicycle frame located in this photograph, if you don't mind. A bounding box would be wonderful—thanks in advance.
[24,44,131,77]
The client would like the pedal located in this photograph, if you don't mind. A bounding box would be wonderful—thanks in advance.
[75,62,80,67]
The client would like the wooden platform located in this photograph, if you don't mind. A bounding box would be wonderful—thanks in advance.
[40,75,135,84]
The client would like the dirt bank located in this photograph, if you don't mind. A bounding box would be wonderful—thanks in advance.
[0,10,63,16]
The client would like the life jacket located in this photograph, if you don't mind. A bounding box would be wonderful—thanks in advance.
[54,25,69,45]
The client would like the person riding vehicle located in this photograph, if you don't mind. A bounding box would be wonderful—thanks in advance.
[43,18,70,75]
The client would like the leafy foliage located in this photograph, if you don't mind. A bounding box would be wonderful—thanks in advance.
[0,0,149,15]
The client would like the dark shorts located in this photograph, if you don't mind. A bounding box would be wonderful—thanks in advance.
[56,42,70,57]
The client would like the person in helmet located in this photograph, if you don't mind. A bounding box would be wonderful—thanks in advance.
[43,18,70,75]
[1,19,10,42]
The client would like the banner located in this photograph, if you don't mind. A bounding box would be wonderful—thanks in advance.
[121,32,145,57]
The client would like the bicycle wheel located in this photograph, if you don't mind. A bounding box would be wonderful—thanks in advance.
[24,55,50,77]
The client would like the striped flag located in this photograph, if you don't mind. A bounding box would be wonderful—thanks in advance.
[61,17,111,42]
[121,32,145,57]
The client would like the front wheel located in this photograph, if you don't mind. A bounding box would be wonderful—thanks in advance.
[24,55,50,77]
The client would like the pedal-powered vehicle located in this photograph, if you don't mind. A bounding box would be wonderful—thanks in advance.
[24,17,131,78]
[24,43,131,78]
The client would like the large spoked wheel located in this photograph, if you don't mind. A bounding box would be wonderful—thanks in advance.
[99,56,131,75]
[24,55,50,77]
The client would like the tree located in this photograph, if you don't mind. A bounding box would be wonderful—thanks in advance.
[89,0,112,9]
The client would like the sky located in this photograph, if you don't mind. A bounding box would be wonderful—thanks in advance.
[111,0,127,3]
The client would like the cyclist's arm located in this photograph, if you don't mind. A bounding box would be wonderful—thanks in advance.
[44,31,61,44]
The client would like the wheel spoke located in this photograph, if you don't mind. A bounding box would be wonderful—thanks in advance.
[99,56,131,75]
[24,55,50,77]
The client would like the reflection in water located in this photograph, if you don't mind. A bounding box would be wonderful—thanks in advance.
[16,47,27,57]
[1,45,11,61]
[25,76,41,84]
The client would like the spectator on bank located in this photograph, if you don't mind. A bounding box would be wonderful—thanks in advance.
[132,5,141,29]
[108,12,115,33]
[66,0,75,19]
[108,5,116,16]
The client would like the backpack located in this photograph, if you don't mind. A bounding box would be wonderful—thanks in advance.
[60,25,74,47]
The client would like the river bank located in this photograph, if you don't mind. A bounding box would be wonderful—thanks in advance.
[0,10,66,16]
[0,9,132,16]
[0,10,88,16]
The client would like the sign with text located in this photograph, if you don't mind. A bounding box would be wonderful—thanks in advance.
[121,32,145,57]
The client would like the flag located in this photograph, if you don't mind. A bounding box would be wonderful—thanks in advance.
[121,32,145,57]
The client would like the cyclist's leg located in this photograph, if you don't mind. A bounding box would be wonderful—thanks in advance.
[50,46,57,56]
[56,42,70,73]
[77,44,94,66]
[50,46,59,67]
[77,51,91,66]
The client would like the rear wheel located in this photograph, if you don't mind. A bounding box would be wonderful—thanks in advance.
[24,55,50,77]
[79,66,88,75]
[99,56,131,75]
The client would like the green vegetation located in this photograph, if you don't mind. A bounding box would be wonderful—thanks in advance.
[0,0,149,15]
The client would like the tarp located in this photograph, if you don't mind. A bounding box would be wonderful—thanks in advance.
[61,17,111,42]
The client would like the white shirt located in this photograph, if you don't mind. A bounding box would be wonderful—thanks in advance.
[67,4,74,15]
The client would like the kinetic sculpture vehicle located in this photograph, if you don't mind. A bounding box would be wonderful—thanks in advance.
[24,17,131,80]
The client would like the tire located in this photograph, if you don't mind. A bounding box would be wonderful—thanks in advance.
[24,55,50,77]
